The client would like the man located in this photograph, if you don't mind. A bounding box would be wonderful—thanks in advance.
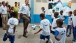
[18,0,30,38]
[1,1,8,30]
[13,2,19,19]
[0,2,2,27]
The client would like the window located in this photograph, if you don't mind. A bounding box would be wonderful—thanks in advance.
[42,0,47,3]
[72,0,76,3]
[36,0,41,2]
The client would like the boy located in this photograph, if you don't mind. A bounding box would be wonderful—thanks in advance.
[72,10,76,42]
[34,13,53,43]
[52,12,59,30]
[51,10,55,22]
[52,19,66,43]
[3,12,18,43]
[66,11,72,37]
[59,10,66,21]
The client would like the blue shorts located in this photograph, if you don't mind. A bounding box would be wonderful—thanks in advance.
[40,34,50,40]
[67,25,71,29]
[3,33,15,42]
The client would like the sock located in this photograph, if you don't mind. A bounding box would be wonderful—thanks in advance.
[49,39,53,43]
[40,39,42,43]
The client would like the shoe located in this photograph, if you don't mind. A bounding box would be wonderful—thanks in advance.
[46,40,49,43]
[23,35,27,38]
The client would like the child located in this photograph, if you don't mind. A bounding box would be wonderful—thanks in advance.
[52,19,66,43]
[51,10,55,22]
[52,12,59,30]
[34,13,53,43]
[59,10,66,21]
[72,10,76,42]
[66,11,72,37]
[3,12,18,43]
[41,7,46,14]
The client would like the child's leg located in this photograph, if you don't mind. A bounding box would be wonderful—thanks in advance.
[46,35,53,43]
[40,39,43,43]
[73,27,76,40]
[3,33,7,41]
[9,35,15,43]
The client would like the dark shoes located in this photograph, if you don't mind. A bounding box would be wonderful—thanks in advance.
[23,35,27,38]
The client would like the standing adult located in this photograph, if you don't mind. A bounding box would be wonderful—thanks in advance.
[18,0,30,38]
[13,2,19,19]
[0,2,2,27]
[1,1,8,30]
[6,1,11,18]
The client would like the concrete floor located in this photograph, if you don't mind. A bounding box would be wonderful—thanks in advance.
[0,23,75,43]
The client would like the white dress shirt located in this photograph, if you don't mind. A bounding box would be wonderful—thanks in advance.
[18,4,30,17]
[1,5,7,14]
[0,6,2,13]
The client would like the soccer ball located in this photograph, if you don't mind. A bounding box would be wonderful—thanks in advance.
[32,24,37,30]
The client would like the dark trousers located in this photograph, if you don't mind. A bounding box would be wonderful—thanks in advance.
[20,14,30,36]
[0,14,2,27]
[73,27,76,40]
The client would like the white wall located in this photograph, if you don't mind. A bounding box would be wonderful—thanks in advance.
[0,0,30,6]
[0,0,76,14]
[34,0,48,14]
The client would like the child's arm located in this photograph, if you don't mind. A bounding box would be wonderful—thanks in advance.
[55,36,60,41]
[13,25,17,34]
[6,25,10,35]
[34,29,42,34]
[52,30,60,41]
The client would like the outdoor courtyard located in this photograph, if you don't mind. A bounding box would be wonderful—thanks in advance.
[0,23,74,43]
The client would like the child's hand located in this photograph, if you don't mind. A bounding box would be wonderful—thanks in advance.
[34,32,38,35]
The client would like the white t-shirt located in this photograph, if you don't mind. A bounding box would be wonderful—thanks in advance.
[55,27,66,43]
[7,17,18,35]
[68,16,72,25]
[72,16,76,27]
[59,15,65,20]
[52,18,59,29]
[40,19,51,36]
[51,13,54,19]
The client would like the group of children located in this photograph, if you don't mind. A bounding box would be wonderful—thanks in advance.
[34,9,76,43]
[2,9,76,43]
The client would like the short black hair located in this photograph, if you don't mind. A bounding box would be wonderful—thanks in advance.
[40,13,45,18]
[54,12,59,17]
[52,9,55,11]
[60,10,63,13]
[11,12,17,17]
[15,2,17,4]
[56,19,63,26]
[69,11,72,14]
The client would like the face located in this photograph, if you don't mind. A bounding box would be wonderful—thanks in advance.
[3,2,6,6]
[68,13,71,16]
[0,3,2,6]
[25,0,29,5]
[73,10,76,16]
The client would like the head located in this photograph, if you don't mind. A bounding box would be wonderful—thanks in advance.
[11,12,17,18]
[0,2,2,6]
[25,0,29,5]
[15,2,17,6]
[11,7,14,10]
[6,1,8,6]
[73,10,76,16]
[54,12,59,18]
[40,13,45,20]
[41,7,45,11]
[27,4,30,8]
[52,10,55,13]
[60,10,63,15]
[18,2,20,6]
[56,19,63,27]
[68,11,72,16]
[2,1,5,6]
